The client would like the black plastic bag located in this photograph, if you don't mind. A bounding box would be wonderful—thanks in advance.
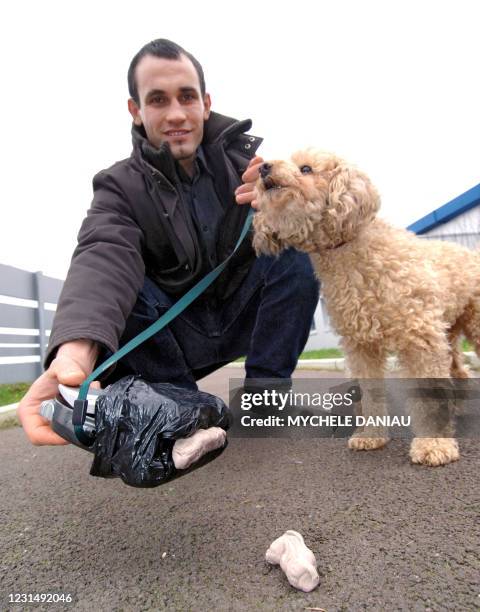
[89,375,230,488]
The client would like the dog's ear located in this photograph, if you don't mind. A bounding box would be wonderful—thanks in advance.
[328,164,380,223]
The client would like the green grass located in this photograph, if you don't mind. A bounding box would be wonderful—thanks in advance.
[235,341,475,363]
[235,348,344,363]
[0,383,29,430]
[0,383,30,407]
[299,348,344,359]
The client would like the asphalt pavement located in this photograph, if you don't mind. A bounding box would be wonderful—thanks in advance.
[1,366,479,611]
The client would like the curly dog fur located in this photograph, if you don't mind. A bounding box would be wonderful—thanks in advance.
[252,149,480,466]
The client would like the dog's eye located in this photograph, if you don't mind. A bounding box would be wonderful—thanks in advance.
[300,165,313,174]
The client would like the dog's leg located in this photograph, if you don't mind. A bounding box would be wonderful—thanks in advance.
[450,344,470,379]
[458,298,480,362]
[344,342,389,451]
[397,335,459,467]
[448,324,470,379]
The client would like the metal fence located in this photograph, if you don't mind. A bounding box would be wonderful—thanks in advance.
[0,263,63,384]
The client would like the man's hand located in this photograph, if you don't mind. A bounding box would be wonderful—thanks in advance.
[17,340,100,446]
[235,155,264,209]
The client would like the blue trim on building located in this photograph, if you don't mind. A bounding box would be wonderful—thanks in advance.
[407,183,480,234]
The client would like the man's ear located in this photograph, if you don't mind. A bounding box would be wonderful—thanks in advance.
[128,98,143,126]
[203,93,212,121]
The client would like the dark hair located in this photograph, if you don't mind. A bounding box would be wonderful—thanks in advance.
[128,38,206,104]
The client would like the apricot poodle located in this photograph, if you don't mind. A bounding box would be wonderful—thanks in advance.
[252,149,480,466]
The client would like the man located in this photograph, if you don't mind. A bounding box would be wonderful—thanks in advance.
[18,39,320,446]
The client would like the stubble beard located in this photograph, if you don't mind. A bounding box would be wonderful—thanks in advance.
[171,143,195,161]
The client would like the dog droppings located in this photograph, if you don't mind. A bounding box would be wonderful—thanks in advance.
[266,530,319,592]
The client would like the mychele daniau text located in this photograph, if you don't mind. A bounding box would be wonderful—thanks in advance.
[239,415,411,427]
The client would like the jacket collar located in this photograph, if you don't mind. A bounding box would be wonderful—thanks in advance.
[131,111,254,181]
[203,111,253,145]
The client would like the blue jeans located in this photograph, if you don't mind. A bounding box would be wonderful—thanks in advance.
[101,248,320,390]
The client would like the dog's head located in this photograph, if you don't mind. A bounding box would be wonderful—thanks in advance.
[252,150,381,255]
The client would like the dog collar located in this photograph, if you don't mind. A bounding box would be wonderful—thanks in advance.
[326,240,348,250]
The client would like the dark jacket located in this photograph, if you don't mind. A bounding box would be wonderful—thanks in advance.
[45,111,262,368]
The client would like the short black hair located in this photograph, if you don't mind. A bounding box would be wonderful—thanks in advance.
[128,38,206,105]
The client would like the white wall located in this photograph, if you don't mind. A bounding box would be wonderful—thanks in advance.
[421,206,480,249]
[305,297,341,351]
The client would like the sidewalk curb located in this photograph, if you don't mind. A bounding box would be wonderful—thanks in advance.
[0,402,19,415]
[227,351,480,372]
[0,402,19,427]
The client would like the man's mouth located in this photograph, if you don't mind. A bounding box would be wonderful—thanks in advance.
[164,130,191,138]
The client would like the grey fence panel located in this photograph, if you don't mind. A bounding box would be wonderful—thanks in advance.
[0,264,63,303]
[39,275,63,303]
[0,334,39,344]
[0,264,63,384]
[0,304,56,330]
[0,347,40,357]
[0,363,39,385]
[0,264,36,300]
[35,272,46,371]
[0,303,37,328]
[43,309,55,330]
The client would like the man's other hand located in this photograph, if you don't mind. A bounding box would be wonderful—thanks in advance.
[235,155,264,209]
[17,340,99,446]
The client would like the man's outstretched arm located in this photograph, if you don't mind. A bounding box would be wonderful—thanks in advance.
[19,169,145,446]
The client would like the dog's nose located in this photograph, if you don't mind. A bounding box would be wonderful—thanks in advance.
[259,163,272,178]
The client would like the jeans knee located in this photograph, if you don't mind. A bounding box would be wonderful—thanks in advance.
[278,250,320,300]
[297,258,320,294]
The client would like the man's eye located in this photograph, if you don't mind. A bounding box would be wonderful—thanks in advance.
[300,165,313,174]
[151,96,166,105]
[181,93,195,102]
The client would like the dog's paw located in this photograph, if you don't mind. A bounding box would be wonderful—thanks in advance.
[409,437,459,466]
[348,433,389,451]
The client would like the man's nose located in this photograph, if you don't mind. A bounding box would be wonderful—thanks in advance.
[259,163,272,178]
[166,100,187,123]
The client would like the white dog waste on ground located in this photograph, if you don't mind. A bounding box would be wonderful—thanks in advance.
[172,427,227,470]
[266,530,320,592]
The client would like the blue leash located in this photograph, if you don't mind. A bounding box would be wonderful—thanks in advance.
[73,208,255,444]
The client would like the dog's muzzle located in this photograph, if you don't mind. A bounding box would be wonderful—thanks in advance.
[259,162,272,178]
[262,176,278,190]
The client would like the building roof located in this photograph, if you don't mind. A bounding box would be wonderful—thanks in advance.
[407,182,480,234]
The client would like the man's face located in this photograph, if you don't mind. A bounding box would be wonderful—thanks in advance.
[128,54,211,172]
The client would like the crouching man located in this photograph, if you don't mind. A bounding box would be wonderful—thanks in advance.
[18,38,319,445]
